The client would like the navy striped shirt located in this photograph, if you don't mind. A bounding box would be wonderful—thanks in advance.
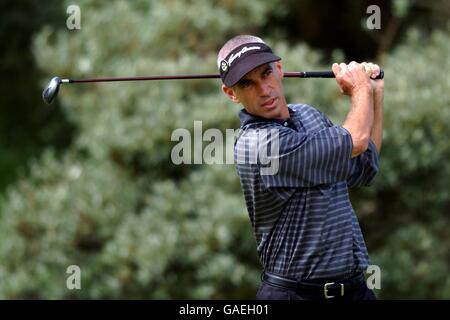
[234,104,379,280]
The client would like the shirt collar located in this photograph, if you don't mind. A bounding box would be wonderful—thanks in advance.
[238,106,295,127]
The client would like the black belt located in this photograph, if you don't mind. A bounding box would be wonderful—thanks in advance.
[261,271,365,299]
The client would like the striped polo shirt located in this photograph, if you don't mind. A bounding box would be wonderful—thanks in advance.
[234,104,379,280]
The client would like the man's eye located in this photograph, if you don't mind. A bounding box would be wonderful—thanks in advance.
[263,69,273,77]
[239,81,251,88]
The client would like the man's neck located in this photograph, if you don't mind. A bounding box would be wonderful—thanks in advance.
[276,103,290,120]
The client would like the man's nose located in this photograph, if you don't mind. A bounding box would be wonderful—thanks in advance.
[257,81,271,96]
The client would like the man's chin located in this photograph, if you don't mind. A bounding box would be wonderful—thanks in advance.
[261,103,282,119]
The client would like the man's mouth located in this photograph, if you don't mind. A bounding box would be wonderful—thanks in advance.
[261,97,277,109]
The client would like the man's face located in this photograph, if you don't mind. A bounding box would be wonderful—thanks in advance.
[222,62,288,119]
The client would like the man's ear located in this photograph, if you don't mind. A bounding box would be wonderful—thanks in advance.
[222,84,240,104]
[275,61,283,79]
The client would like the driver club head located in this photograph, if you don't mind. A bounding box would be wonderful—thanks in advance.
[42,76,62,104]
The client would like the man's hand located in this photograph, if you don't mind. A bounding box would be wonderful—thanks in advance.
[360,62,384,154]
[361,62,384,94]
[333,61,375,157]
[332,61,372,96]
[332,61,384,156]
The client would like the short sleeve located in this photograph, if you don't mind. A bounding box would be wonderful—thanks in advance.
[259,125,354,188]
[347,139,379,188]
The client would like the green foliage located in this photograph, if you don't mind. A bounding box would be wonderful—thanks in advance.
[372,223,450,299]
[1,0,279,299]
[363,27,450,299]
[0,0,74,191]
[0,1,448,299]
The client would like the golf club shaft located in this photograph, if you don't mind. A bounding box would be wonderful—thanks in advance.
[43,70,384,104]
[62,70,384,83]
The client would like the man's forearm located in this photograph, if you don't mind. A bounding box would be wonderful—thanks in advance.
[343,85,374,157]
[370,89,384,153]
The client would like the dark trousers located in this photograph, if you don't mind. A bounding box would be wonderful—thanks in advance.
[256,280,377,300]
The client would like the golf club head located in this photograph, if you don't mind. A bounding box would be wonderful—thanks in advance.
[42,76,61,104]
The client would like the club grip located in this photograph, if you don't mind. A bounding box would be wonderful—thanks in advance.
[300,70,384,79]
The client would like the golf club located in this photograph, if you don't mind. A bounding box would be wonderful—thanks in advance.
[42,70,384,104]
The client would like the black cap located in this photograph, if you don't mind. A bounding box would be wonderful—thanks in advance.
[219,42,281,87]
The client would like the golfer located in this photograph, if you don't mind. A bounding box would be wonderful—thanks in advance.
[218,35,384,300]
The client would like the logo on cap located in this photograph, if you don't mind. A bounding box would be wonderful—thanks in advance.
[227,45,261,66]
[220,60,229,73]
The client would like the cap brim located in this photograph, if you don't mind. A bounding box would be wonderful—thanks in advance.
[223,52,281,87]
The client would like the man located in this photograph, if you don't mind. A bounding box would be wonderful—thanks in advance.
[218,35,384,300]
